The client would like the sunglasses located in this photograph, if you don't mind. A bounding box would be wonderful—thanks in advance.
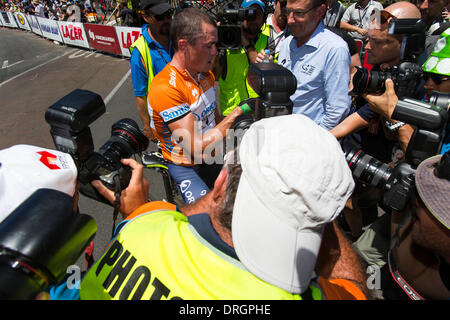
[370,9,397,28]
[424,72,450,85]
[154,9,173,21]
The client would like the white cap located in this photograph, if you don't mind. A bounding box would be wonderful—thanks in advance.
[232,115,355,294]
[0,144,77,223]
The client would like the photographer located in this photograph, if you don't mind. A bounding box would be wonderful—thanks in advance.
[354,152,450,299]
[364,28,450,154]
[147,8,248,205]
[214,0,276,116]
[330,2,422,240]
[78,115,368,300]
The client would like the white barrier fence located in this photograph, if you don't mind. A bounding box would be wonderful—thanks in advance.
[0,11,142,58]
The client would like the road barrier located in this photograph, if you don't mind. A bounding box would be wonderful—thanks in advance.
[0,11,141,58]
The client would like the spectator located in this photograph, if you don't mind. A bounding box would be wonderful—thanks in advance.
[323,0,346,28]
[416,0,450,64]
[116,0,136,26]
[214,0,275,116]
[340,0,383,42]
[129,0,174,142]
[33,0,47,17]
[146,8,250,204]
[78,114,368,300]
[277,0,351,130]
[67,0,81,21]
[265,0,289,54]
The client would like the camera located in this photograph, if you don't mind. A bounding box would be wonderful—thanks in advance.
[0,189,96,299]
[350,18,426,98]
[45,89,149,192]
[205,0,257,50]
[344,91,449,212]
[351,62,423,99]
[229,62,297,132]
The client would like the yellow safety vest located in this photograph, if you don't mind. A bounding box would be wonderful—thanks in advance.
[218,30,272,116]
[129,36,155,93]
[79,210,324,300]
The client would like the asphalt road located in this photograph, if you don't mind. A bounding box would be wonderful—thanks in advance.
[0,26,167,271]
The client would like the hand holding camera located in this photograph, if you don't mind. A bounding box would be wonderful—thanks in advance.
[91,158,149,217]
[363,79,398,120]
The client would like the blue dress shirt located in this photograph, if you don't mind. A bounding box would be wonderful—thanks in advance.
[278,22,351,130]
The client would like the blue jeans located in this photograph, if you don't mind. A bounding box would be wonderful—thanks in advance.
[167,164,209,204]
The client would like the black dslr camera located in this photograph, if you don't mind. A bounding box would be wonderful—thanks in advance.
[205,0,257,49]
[230,62,297,132]
[344,91,449,212]
[45,89,149,193]
[351,19,426,99]
[0,189,97,299]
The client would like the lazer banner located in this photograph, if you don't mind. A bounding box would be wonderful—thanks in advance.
[115,26,142,58]
[59,21,90,49]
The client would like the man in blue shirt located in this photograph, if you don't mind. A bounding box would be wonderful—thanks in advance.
[130,0,174,141]
[278,0,351,130]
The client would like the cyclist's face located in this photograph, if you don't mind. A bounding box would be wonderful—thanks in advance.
[187,22,218,73]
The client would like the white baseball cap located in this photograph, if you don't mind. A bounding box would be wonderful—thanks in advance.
[232,115,355,294]
[0,144,77,223]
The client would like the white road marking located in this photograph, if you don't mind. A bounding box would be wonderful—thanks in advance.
[1,60,24,69]
[0,49,76,87]
[103,69,131,105]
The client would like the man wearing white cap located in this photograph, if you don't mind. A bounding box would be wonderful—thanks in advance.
[80,115,368,300]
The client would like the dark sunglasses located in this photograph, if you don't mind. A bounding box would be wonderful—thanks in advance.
[154,9,173,21]
[424,72,450,85]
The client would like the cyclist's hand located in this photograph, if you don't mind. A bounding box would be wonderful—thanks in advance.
[91,158,149,217]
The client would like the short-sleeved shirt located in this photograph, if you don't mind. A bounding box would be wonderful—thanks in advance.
[147,64,217,165]
[341,0,384,40]
[278,22,351,130]
[130,24,173,97]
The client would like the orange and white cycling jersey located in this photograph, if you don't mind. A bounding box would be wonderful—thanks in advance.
[147,64,217,165]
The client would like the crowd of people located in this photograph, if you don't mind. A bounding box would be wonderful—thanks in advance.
[0,0,115,23]
[0,0,449,301]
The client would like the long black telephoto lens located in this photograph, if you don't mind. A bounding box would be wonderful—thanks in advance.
[98,118,149,170]
[351,67,390,95]
[345,147,393,189]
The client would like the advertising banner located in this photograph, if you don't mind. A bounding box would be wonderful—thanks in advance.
[115,26,142,58]
[36,17,63,42]
[84,23,121,55]
[26,14,43,36]
[1,11,18,28]
[59,21,90,49]
[14,12,31,31]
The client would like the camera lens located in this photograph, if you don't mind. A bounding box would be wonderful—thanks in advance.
[351,67,390,95]
[345,147,393,189]
[429,91,450,109]
[98,118,149,171]
[217,25,242,50]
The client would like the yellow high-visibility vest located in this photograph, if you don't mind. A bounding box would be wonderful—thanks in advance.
[79,210,323,300]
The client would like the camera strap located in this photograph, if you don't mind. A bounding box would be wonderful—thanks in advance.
[112,175,122,236]
[387,203,425,300]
